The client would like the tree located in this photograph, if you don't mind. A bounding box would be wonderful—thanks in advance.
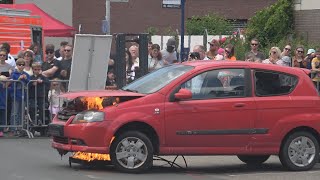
[186,13,232,35]
[245,0,294,48]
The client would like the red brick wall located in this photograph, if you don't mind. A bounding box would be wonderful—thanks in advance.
[73,0,277,34]
[294,9,320,42]
[73,0,106,34]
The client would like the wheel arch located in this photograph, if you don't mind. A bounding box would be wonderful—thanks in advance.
[280,126,320,151]
[112,121,160,154]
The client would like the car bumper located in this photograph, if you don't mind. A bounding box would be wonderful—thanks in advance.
[48,118,113,154]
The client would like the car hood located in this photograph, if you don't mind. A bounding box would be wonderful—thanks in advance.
[59,90,146,99]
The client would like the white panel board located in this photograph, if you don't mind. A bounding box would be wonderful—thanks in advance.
[68,34,112,92]
[190,35,203,50]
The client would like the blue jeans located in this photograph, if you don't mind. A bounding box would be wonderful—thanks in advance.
[10,100,23,130]
[0,109,6,131]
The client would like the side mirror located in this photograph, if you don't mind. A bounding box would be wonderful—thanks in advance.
[174,88,192,100]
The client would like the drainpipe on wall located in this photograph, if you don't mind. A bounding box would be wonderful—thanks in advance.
[105,0,111,34]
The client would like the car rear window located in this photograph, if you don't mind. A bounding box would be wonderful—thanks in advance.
[254,70,298,96]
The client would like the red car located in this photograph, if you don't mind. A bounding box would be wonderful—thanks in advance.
[49,61,320,173]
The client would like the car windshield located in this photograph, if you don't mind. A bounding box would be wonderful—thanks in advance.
[122,64,194,94]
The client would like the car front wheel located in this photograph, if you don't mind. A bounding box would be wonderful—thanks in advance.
[110,131,153,173]
[237,155,270,165]
[279,131,319,171]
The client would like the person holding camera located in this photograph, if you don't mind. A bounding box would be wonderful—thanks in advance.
[188,52,200,61]
[192,45,209,60]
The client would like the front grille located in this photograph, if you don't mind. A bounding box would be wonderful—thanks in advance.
[57,110,78,121]
[53,136,69,144]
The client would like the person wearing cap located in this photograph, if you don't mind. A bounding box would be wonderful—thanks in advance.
[305,49,316,69]
[161,38,178,64]
[41,44,61,79]
[207,39,223,60]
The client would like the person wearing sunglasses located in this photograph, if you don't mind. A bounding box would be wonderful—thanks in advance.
[224,44,236,61]
[245,38,265,61]
[206,39,223,60]
[9,58,30,136]
[0,42,16,67]
[60,44,73,81]
[262,47,286,66]
[41,44,61,80]
[292,46,307,68]
[281,45,292,67]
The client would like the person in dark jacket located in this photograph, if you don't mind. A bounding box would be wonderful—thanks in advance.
[9,58,30,133]
[28,62,50,125]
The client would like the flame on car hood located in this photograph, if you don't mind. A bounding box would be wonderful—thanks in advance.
[59,90,145,100]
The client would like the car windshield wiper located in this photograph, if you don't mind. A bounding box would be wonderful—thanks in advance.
[123,88,139,93]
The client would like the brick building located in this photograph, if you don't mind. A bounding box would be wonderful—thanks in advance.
[294,0,320,42]
[73,0,277,34]
[11,0,320,42]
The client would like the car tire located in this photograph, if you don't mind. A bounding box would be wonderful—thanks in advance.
[237,155,270,165]
[110,131,153,173]
[279,131,319,171]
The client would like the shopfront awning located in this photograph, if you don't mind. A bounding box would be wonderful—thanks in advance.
[0,3,76,37]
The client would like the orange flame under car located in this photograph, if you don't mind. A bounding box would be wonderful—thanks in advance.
[72,152,110,162]
[81,97,104,110]
[71,137,114,162]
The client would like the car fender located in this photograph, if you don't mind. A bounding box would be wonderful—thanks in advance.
[270,113,320,144]
[103,111,162,144]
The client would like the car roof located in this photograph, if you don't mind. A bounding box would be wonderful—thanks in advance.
[181,60,309,76]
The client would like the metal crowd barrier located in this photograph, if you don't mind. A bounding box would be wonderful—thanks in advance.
[0,79,69,138]
[0,80,32,137]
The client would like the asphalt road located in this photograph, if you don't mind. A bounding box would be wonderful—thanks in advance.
[1,138,320,180]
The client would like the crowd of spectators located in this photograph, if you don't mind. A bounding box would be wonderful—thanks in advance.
[106,37,320,91]
[1,37,320,137]
[0,41,73,137]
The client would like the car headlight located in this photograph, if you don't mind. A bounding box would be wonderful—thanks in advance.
[72,111,105,123]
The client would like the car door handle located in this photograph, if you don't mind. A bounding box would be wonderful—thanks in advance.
[233,103,246,108]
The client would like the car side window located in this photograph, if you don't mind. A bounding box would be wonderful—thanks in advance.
[254,70,298,96]
[181,69,246,99]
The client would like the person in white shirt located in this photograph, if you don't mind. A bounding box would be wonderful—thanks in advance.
[129,45,139,67]
[192,45,210,60]
[148,44,164,72]
[0,42,16,67]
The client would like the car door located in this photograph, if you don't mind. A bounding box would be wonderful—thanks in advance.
[252,70,298,150]
[164,68,257,150]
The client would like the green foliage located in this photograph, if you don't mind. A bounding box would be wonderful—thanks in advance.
[145,26,159,36]
[162,26,180,47]
[245,0,294,48]
[220,35,247,60]
[186,13,232,35]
